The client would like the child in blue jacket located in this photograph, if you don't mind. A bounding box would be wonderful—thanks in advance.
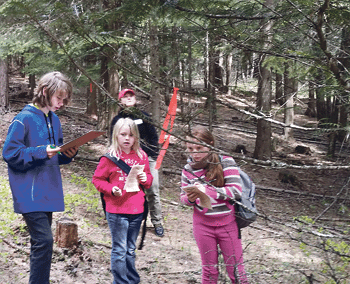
[2,71,78,284]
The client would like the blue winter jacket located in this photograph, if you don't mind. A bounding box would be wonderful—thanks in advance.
[2,104,73,214]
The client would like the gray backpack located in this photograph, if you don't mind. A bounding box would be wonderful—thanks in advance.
[234,168,258,229]
[219,155,258,229]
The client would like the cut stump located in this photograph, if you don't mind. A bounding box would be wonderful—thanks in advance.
[55,217,78,248]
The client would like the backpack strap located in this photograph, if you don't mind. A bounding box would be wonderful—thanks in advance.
[104,152,131,174]
[218,154,242,239]
[102,152,148,250]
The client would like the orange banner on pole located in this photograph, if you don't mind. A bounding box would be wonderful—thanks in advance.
[155,87,179,170]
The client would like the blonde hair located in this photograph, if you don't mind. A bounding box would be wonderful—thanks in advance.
[110,118,143,158]
[32,71,73,108]
[190,125,224,187]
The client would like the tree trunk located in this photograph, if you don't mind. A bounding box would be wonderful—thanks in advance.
[86,84,98,117]
[254,59,272,160]
[85,54,98,117]
[225,53,232,86]
[204,31,209,89]
[55,217,78,248]
[207,22,219,125]
[0,57,9,111]
[149,22,161,127]
[284,62,294,140]
[338,27,350,142]
[275,72,283,105]
[315,71,327,125]
[188,31,193,90]
[225,52,233,97]
[253,0,273,160]
[97,55,109,130]
[108,63,120,138]
[327,97,339,157]
[28,74,36,97]
[305,80,317,117]
[18,56,25,78]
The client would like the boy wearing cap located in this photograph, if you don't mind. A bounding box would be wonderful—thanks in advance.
[109,88,164,237]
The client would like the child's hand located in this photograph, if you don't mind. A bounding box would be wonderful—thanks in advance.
[183,184,201,202]
[187,189,200,203]
[46,145,60,159]
[138,172,147,183]
[63,146,78,158]
[112,186,122,197]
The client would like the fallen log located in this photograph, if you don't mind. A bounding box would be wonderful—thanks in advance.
[257,185,350,201]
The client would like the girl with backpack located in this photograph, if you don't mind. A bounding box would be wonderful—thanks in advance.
[92,117,153,284]
[180,125,249,284]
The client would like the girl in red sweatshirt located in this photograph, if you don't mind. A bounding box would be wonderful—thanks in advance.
[92,117,153,284]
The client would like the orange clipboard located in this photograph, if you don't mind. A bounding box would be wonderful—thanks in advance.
[59,130,105,152]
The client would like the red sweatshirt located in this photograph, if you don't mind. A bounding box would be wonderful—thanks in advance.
[92,150,153,214]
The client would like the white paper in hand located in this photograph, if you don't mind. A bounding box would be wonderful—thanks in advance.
[182,185,212,209]
[125,165,145,192]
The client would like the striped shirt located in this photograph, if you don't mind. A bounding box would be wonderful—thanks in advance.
[181,155,242,226]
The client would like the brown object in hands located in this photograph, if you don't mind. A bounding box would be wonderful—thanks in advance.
[55,217,78,248]
[58,130,105,152]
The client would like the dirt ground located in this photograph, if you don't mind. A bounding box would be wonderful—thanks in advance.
[0,77,349,283]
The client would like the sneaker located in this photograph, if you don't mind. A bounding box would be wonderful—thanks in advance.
[154,224,164,237]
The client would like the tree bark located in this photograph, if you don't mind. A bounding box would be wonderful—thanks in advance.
[327,97,339,157]
[28,74,36,97]
[204,31,209,89]
[108,64,120,134]
[338,27,350,142]
[305,80,317,117]
[254,60,272,160]
[85,54,98,117]
[149,22,161,127]
[86,84,98,117]
[275,72,283,105]
[207,21,220,126]
[315,71,327,125]
[97,55,109,130]
[253,0,273,160]
[283,62,294,140]
[188,31,193,90]
[55,217,78,248]
[0,57,9,112]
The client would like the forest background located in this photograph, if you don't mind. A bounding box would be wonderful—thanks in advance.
[0,0,350,283]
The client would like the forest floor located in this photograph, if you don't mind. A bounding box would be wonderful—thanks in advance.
[0,76,350,283]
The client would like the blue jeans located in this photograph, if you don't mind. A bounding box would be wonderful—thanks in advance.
[106,212,143,284]
[22,212,53,284]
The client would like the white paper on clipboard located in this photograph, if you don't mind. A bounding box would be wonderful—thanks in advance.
[58,130,105,152]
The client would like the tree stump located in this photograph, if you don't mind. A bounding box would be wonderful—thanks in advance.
[55,217,78,248]
[295,145,311,155]
[278,169,303,188]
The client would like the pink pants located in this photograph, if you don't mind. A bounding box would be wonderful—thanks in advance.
[193,220,248,284]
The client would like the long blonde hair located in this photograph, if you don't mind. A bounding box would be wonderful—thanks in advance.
[190,125,224,187]
[110,118,143,158]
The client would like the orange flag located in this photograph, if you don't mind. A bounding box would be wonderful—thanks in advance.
[155,87,179,170]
